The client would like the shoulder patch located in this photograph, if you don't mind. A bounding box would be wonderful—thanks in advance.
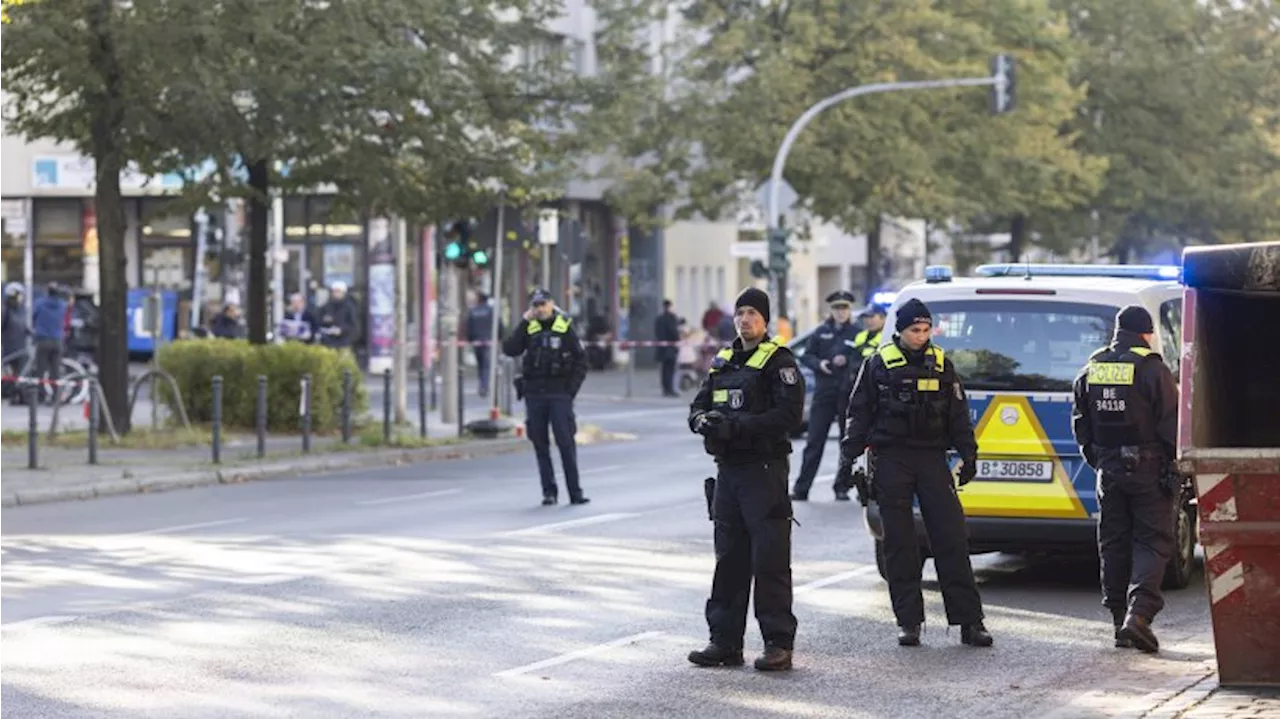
[779,367,799,386]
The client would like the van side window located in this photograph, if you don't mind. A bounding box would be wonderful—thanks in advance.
[1159,298,1182,377]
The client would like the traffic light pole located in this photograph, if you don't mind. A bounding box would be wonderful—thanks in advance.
[766,71,1007,319]
[488,201,505,413]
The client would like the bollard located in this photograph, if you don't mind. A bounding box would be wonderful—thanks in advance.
[341,369,353,444]
[625,345,634,399]
[418,366,428,438]
[300,373,312,453]
[457,364,464,436]
[211,376,223,464]
[256,375,267,459]
[87,376,99,465]
[27,383,38,469]
[383,368,392,444]
[430,364,439,411]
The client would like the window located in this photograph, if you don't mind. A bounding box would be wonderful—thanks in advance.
[1159,298,1183,377]
[926,299,1116,392]
[522,33,581,78]
[307,196,363,241]
[138,199,193,290]
[33,199,84,288]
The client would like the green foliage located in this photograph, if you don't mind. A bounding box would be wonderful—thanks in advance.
[156,340,367,433]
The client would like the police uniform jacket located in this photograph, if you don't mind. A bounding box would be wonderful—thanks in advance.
[839,325,883,401]
[1071,329,1178,474]
[800,317,860,398]
[841,337,977,460]
[502,311,588,397]
[688,336,806,465]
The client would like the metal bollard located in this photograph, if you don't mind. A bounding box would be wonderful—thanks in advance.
[383,368,392,444]
[211,375,223,464]
[430,364,438,411]
[300,373,312,453]
[256,375,267,459]
[456,364,464,436]
[625,345,634,398]
[27,383,38,469]
[418,366,428,438]
[87,375,99,465]
[341,369,353,444]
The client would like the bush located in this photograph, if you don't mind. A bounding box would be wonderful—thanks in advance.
[156,340,368,432]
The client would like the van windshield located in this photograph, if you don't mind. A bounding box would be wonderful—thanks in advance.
[924,299,1116,392]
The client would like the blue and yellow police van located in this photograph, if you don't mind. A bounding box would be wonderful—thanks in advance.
[864,264,1196,588]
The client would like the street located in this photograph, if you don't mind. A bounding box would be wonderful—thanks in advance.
[0,397,1218,718]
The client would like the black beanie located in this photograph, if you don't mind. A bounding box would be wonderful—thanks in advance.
[735,287,771,324]
[895,298,933,332]
[1117,305,1154,334]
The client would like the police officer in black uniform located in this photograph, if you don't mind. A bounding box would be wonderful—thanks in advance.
[687,288,806,671]
[839,298,993,647]
[502,288,590,506]
[791,290,861,501]
[1071,305,1179,653]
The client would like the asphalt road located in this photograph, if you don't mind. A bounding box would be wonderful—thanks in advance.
[2,399,1214,718]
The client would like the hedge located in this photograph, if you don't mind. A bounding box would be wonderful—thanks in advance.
[156,340,369,432]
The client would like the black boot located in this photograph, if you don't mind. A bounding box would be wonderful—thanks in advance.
[687,643,744,667]
[569,495,590,505]
[790,491,808,501]
[753,645,793,671]
[1119,614,1159,653]
[898,625,921,646]
[1111,608,1132,648]
[541,494,557,506]
[961,622,994,647]
[834,488,851,501]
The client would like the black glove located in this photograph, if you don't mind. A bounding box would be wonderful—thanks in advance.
[836,455,854,484]
[694,410,724,436]
[957,457,977,486]
[710,412,737,440]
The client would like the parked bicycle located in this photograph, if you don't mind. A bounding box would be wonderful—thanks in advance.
[1,346,93,406]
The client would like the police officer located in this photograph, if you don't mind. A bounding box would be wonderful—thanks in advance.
[1071,305,1179,653]
[791,290,860,501]
[688,288,805,671]
[852,303,886,361]
[839,298,993,647]
[502,288,590,506]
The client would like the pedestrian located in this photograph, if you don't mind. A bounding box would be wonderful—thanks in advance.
[317,281,360,352]
[791,290,861,501]
[278,293,316,343]
[2,283,29,404]
[687,287,805,671]
[31,282,67,403]
[655,299,681,397]
[503,288,590,506]
[466,291,498,397]
[210,302,246,339]
[701,301,724,335]
[1071,305,1179,653]
[839,297,993,648]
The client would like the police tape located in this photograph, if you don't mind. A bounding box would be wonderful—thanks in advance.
[0,375,70,386]
[444,339,693,349]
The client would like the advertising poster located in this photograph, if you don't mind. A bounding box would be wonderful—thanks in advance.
[419,226,437,370]
[366,218,395,374]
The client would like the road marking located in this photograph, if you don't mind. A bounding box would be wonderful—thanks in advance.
[122,518,249,536]
[794,565,879,595]
[502,512,641,537]
[2,615,79,629]
[579,464,624,476]
[493,631,666,678]
[355,488,463,506]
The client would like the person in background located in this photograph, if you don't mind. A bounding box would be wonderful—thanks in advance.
[701,301,725,336]
[317,281,360,351]
[210,302,246,339]
[278,293,316,343]
[655,299,682,398]
[2,283,29,404]
[30,283,68,403]
[465,291,497,397]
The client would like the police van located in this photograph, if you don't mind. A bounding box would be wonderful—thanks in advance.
[864,264,1196,588]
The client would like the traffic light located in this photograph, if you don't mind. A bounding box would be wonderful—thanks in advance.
[990,54,1016,115]
[767,228,789,275]
[442,220,473,268]
[471,248,489,266]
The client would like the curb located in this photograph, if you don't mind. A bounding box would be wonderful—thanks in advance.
[2,437,532,508]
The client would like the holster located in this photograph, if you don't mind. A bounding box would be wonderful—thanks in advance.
[514,376,525,401]
[703,477,715,521]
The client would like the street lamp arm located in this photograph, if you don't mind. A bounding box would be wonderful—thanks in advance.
[766,76,997,228]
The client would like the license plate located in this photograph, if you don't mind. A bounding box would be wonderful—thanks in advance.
[974,459,1054,482]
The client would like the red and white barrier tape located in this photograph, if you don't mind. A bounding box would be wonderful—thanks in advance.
[1196,472,1246,605]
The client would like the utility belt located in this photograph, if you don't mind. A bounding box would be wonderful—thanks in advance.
[1111,444,1167,473]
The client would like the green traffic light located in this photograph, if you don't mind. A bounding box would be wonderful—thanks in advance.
[472,249,489,266]
[444,241,463,260]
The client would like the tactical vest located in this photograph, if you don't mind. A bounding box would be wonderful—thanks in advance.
[873,342,951,442]
[1085,345,1159,448]
[705,341,785,456]
[855,329,882,358]
[523,314,574,379]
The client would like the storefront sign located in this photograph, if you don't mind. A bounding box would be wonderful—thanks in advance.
[31,155,195,193]
[366,218,395,374]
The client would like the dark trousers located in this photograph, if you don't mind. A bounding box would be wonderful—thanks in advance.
[35,339,61,390]
[792,388,846,495]
[525,393,582,499]
[473,346,491,395]
[660,356,677,395]
[1098,469,1176,621]
[876,448,984,627]
[706,458,797,650]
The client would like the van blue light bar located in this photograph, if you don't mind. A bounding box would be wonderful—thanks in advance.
[973,264,1182,281]
[871,291,898,306]
[924,265,953,283]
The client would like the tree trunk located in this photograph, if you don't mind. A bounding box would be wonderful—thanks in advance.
[246,158,270,344]
[864,215,882,299]
[88,0,130,433]
[1008,214,1028,262]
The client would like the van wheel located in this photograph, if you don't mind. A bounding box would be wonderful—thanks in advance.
[874,539,928,582]
[1162,503,1196,590]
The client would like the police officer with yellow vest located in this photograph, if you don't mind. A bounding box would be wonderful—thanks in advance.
[852,303,886,360]
[502,288,590,506]
[1071,305,1179,654]
[840,298,992,648]
[688,288,805,671]
[791,290,860,501]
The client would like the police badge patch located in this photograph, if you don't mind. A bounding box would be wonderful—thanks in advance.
[780,367,798,385]
[728,389,745,409]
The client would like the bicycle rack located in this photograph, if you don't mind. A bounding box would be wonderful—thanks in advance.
[46,371,120,444]
[129,369,194,432]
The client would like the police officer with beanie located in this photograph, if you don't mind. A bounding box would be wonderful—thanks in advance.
[1071,305,1179,653]
[839,297,992,647]
[503,288,590,506]
[792,290,860,501]
[688,287,805,671]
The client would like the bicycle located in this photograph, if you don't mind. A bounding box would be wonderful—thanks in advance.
[1,347,91,406]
